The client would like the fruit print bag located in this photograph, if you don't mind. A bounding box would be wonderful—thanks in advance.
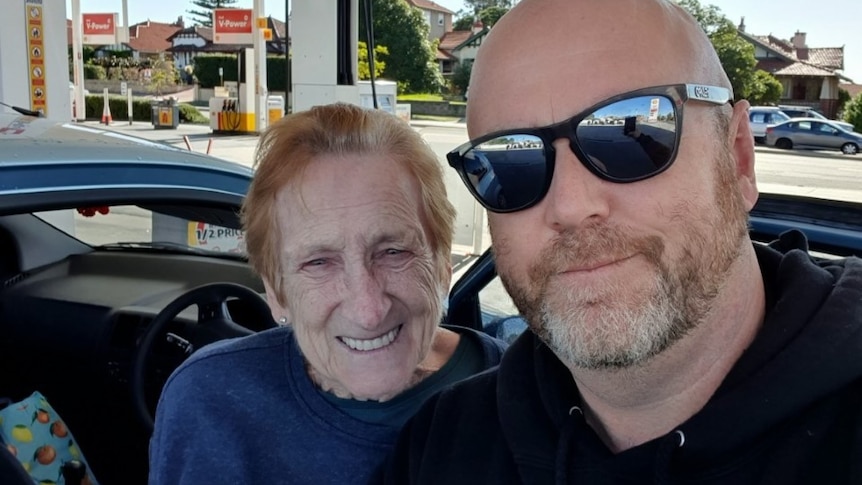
[0,391,98,484]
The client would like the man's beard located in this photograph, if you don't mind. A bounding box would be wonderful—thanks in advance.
[497,150,750,370]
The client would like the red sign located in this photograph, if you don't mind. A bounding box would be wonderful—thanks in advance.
[214,9,252,34]
[83,13,115,36]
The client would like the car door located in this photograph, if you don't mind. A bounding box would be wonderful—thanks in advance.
[812,122,842,150]
[793,120,816,148]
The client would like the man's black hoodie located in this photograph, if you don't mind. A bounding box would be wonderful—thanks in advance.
[386,242,862,484]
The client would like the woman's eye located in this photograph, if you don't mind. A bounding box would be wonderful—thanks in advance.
[303,258,327,268]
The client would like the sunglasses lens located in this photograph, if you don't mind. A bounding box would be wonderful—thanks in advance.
[576,95,678,181]
[461,134,547,211]
[455,94,680,212]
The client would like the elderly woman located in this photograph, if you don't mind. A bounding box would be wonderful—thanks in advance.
[148,103,506,484]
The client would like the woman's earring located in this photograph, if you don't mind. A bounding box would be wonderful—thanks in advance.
[278,316,288,324]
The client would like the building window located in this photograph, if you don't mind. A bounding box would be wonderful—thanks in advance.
[438,13,445,26]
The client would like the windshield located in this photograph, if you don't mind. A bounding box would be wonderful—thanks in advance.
[35,206,246,256]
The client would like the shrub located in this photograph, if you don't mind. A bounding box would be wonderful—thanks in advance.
[844,93,862,133]
[178,103,208,124]
[84,64,107,80]
[193,54,289,91]
[84,95,209,124]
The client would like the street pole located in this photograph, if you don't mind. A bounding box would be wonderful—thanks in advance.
[253,0,268,133]
[285,0,290,114]
[71,0,85,121]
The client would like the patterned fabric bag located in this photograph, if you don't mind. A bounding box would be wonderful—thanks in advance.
[0,391,98,485]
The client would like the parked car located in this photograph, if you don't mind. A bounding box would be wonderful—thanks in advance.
[778,105,856,132]
[749,106,790,144]
[765,118,862,155]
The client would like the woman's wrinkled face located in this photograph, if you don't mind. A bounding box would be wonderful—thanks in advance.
[266,152,446,401]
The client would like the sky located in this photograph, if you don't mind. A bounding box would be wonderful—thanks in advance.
[64,0,862,82]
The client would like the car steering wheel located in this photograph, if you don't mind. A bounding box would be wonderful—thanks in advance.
[131,282,277,432]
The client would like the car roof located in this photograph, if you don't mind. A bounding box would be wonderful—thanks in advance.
[0,114,254,214]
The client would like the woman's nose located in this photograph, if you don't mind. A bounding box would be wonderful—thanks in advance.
[341,265,391,331]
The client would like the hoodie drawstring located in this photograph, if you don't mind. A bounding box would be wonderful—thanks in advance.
[654,429,685,485]
[555,406,584,485]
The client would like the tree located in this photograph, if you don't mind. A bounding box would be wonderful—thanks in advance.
[187,0,238,28]
[453,13,474,31]
[464,0,513,14]
[358,41,388,81]
[675,0,781,103]
[844,92,862,133]
[359,0,443,93]
[451,60,472,96]
[747,70,783,105]
[148,59,178,96]
[478,6,508,27]
[837,87,852,118]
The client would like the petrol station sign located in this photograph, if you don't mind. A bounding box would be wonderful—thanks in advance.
[213,8,253,44]
[25,0,47,116]
[82,13,118,45]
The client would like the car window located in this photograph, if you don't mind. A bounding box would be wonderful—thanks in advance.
[750,112,768,123]
[816,123,838,134]
[34,205,246,255]
[797,120,813,131]
[480,276,520,320]
[772,112,790,122]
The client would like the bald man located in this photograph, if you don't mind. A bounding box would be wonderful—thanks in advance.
[385,0,862,483]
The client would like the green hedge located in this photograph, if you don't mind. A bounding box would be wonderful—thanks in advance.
[84,95,207,124]
[194,54,289,91]
[84,64,107,80]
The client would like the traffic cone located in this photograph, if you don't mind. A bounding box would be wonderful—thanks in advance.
[101,100,112,125]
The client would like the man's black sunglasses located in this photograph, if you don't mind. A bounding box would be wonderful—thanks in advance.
[447,84,732,213]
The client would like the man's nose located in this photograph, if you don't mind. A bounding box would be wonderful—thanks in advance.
[541,139,612,231]
[342,265,391,331]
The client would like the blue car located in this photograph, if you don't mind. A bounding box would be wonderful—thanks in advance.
[765,118,862,155]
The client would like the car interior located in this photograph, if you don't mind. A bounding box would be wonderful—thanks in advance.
[1,192,861,484]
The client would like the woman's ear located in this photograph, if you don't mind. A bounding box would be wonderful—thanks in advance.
[263,279,291,325]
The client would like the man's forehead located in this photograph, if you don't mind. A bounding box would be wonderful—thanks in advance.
[467,2,700,137]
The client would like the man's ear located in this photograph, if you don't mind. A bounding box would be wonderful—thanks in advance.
[728,100,758,211]
[263,279,291,325]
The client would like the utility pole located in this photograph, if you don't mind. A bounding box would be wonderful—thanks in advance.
[285,0,290,114]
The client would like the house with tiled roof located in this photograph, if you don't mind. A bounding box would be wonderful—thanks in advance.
[166,17,287,70]
[437,20,488,76]
[88,17,185,61]
[737,19,849,118]
[407,0,454,41]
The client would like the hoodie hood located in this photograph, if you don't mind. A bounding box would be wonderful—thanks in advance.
[497,240,862,483]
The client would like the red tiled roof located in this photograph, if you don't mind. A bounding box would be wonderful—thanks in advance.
[843,84,862,99]
[774,62,836,77]
[127,20,183,54]
[749,33,844,72]
[436,48,456,61]
[407,0,454,14]
[269,17,286,40]
[756,58,792,75]
[438,30,473,51]
[807,47,843,71]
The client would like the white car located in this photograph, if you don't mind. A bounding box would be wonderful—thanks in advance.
[749,107,790,143]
